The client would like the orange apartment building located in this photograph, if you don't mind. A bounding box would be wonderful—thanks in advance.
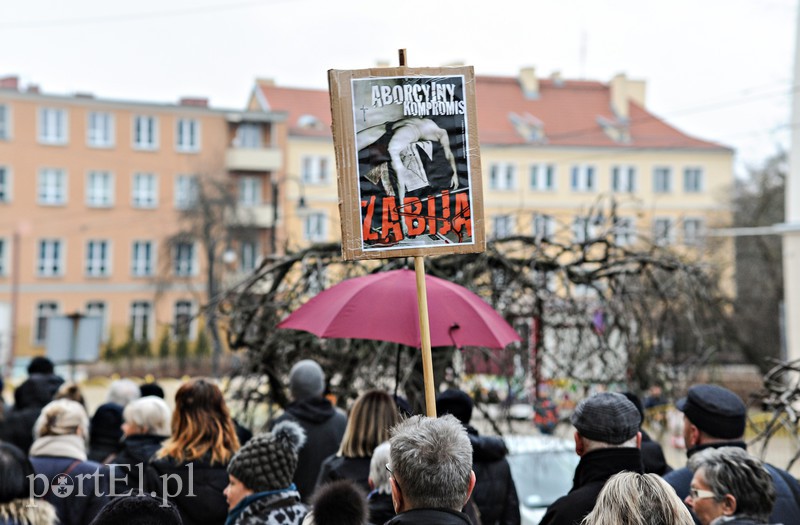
[0,76,286,372]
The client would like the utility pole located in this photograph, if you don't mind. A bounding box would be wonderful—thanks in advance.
[785,1,800,363]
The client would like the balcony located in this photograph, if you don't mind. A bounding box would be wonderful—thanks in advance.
[226,204,277,229]
[225,147,282,171]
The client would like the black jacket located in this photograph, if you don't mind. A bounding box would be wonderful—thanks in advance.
[315,455,372,495]
[271,397,347,501]
[368,491,396,525]
[4,373,64,452]
[386,508,473,525]
[639,429,672,476]
[109,434,167,494]
[467,427,520,525]
[13,374,64,410]
[148,453,230,525]
[539,448,643,525]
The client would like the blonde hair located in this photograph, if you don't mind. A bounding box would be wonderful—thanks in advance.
[581,472,694,525]
[34,399,89,440]
[338,390,399,458]
[123,396,172,436]
[157,378,240,464]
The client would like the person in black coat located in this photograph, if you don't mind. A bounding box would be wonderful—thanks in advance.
[436,388,520,525]
[366,442,395,525]
[3,357,64,452]
[270,360,347,501]
[540,392,644,525]
[622,391,672,476]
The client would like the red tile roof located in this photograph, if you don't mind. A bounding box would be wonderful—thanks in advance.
[257,75,730,151]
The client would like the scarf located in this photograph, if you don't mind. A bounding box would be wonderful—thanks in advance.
[225,484,298,525]
[29,434,88,461]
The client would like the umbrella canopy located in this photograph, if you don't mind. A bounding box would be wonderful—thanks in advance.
[278,269,521,349]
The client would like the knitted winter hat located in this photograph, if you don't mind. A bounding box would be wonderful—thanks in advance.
[227,420,306,492]
[289,360,325,401]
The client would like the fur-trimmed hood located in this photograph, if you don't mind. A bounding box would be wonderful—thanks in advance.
[0,498,58,525]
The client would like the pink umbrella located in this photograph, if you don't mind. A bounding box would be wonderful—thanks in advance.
[278,269,520,349]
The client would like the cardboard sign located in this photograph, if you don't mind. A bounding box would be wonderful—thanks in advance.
[329,66,484,260]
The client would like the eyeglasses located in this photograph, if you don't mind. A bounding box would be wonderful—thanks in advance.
[689,487,717,500]
[385,463,393,476]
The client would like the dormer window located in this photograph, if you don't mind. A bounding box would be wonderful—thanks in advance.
[597,115,630,143]
[298,114,322,129]
[509,112,545,143]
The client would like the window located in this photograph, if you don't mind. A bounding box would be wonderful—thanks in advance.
[174,175,199,209]
[302,156,330,184]
[489,163,516,190]
[303,213,327,242]
[133,115,158,149]
[573,216,601,243]
[492,215,514,238]
[238,176,262,207]
[176,118,199,152]
[85,301,107,341]
[239,239,260,272]
[86,240,110,277]
[130,301,152,340]
[37,239,63,276]
[683,218,704,246]
[533,213,555,241]
[34,302,59,345]
[611,165,636,193]
[0,166,9,202]
[0,238,5,275]
[132,173,158,208]
[570,165,596,192]
[86,171,114,207]
[38,108,67,144]
[173,242,195,276]
[0,104,9,139]
[653,167,672,194]
[87,112,114,147]
[174,300,193,339]
[530,164,556,191]
[613,217,636,246]
[234,123,261,148]
[131,241,154,276]
[653,218,674,246]
[38,168,66,205]
[683,167,703,193]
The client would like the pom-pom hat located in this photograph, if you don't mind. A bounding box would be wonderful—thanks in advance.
[227,420,306,492]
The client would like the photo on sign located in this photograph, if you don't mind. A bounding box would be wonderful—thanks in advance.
[351,75,474,252]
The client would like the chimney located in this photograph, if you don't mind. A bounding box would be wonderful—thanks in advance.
[256,78,275,87]
[519,67,539,99]
[27,84,40,94]
[179,97,209,108]
[0,76,19,90]
[610,73,647,119]
[550,71,564,87]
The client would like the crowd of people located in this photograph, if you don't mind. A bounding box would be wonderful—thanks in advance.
[1,356,798,525]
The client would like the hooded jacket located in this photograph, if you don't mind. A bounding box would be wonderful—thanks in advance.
[467,427,520,525]
[109,433,168,494]
[270,397,347,501]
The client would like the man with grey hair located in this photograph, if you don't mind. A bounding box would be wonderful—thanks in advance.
[540,392,644,525]
[686,447,777,525]
[385,414,476,524]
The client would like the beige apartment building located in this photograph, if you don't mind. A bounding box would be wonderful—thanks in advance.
[0,76,286,370]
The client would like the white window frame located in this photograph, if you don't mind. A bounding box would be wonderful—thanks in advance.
[0,237,6,276]
[234,123,261,148]
[133,115,158,150]
[173,300,195,340]
[173,241,196,276]
[303,212,328,242]
[653,217,674,246]
[87,111,114,148]
[34,302,59,346]
[239,239,260,272]
[37,168,67,205]
[85,239,111,277]
[611,165,637,193]
[86,170,114,207]
[530,163,556,191]
[174,174,199,209]
[533,213,555,241]
[489,162,517,190]
[683,167,703,193]
[301,155,330,185]
[0,104,10,140]
[0,166,10,203]
[492,215,514,239]
[37,239,63,276]
[653,167,672,194]
[683,217,705,246]
[85,301,108,341]
[572,216,601,243]
[176,118,200,152]
[131,240,154,276]
[132,172,158,208]
[613,217,636,246]
[238,176,262,207]
[130,301,152,340]
[570,165,596,192]
[38,107,68,145]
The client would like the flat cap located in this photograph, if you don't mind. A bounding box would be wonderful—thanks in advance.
[571,392,641,445]
[677,384,746,439]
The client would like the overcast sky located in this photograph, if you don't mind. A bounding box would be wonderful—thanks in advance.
[0,0,795,173]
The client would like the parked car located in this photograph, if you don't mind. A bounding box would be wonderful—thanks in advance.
[504,434,579,525]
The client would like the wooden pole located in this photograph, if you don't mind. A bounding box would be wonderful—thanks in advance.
[398,48,437,417]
